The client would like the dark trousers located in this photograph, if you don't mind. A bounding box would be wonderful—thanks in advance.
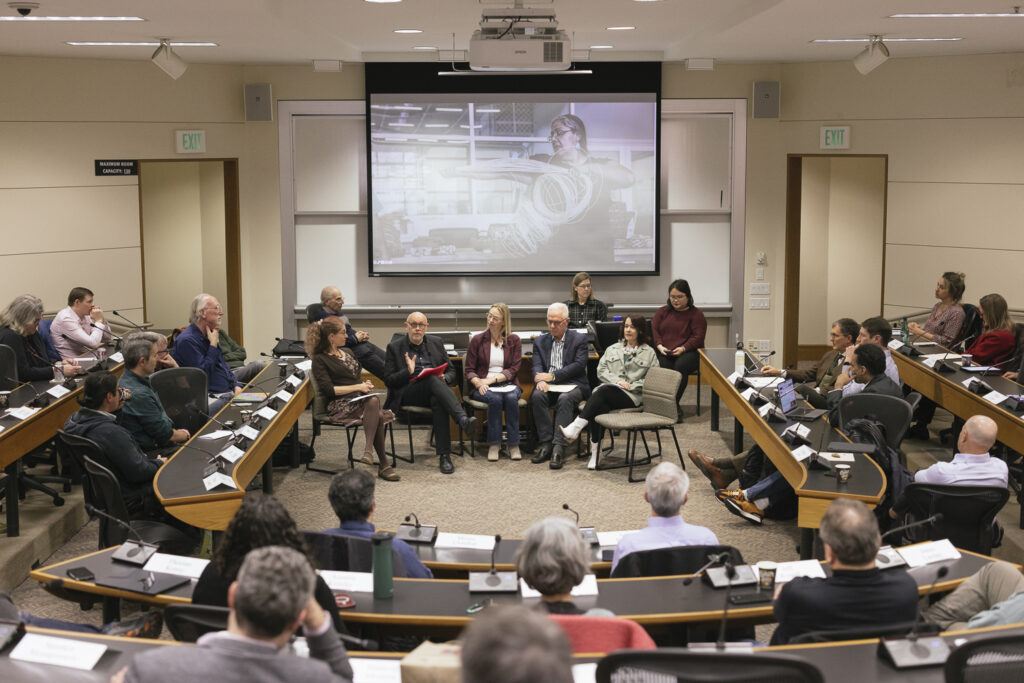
[353,342,387,380]
[657,349,699,401]
[580,384,636,441]
[400,375,465,455]
[530,386,583,447]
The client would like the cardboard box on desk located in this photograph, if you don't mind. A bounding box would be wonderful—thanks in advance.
[401,640,461,683]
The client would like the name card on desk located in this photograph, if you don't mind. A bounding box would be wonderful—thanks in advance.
[286,374,303,388]
[744,377,778,389]
[887,339,904,351]
[758,403,774,418]
[727,371,742,384]
[783,423,811,440]
[740,387,756,401]
[273,389,293,403]
[351,658,403,682]
[199,430,234,440]
[144,553,209,580]
[218,444,245,463]
[521,574,598,598]
[236,425,260,441]
[295,359,313,372]
[10,633,107,670]
[320,570,374,593]
[772,560,827,584]
[897,539,961,568]
[572,663,598,683]
[434,532,496,551]
[109,351,124,363]
[203,472,237,491]
[983,390,1009,405]
[7,405,39,420]
[595,530,641,547]
[790,445,816,462]
[255,406,278,421]
[923,353,960,368]
[46,384,71,399]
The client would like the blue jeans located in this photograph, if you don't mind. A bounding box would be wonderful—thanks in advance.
[471,386,522,445]
[745,470,792,509]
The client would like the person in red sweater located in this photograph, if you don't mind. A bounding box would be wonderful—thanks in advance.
[966,293,1016,370]
[651,278,706,415]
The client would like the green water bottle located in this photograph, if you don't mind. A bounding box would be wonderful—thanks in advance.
[372,530,394,600]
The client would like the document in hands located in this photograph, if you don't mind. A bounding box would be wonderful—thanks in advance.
[411,362,448,382]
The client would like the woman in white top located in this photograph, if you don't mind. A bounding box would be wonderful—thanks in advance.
[465,303,523,461]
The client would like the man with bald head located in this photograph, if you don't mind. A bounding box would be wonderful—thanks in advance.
[383,312,477,474]
[317,286,386,380]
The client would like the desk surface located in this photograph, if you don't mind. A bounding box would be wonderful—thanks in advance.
[415,536,612,575]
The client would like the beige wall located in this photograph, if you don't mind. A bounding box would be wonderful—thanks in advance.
[798,157,830,345]
[1,52,1022,354]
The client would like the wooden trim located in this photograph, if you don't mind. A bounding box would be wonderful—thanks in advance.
[797,344,831,363]
[879,155,889,315]
[783,156,803,370]
[137,165,149,323]
[223,159,243,345]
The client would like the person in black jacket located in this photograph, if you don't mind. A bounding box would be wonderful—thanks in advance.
[383,311,477,474]
[0,293,81,384]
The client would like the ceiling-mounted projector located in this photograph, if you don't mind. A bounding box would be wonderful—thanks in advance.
[468,6,571,71]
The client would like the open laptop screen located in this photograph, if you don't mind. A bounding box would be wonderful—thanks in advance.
[777,379,797,413]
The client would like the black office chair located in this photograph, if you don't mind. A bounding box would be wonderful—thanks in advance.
[305,303,324,323]
[595,648,825,683]
[944,630,1024,683]
[957,303,983,350]
[165,604,229,642]
[610,544,745,579]
[898,482,1009,554]
[837,393,913,451]
[149,367,209,433]
[301,530,408,576]
[588,321,622,356]
[306,374,394,474]
[789,620,921,644]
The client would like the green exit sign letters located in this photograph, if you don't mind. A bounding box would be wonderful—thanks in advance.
[176,129,206,154]
[820,126,851,150]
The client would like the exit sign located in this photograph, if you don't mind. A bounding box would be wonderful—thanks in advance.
[175,129,206,154]
[820,126,851,150]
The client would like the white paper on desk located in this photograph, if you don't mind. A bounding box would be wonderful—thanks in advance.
[109,351,124,363]
[352,658,402,683]
[913,341,937,347]
[783,423,811,439]
[744,377,778,388]
[202,472,237,491]
[46,383,71,398]
[10,633,107,671]
[790,445,817,462]
[255,406,278,421]
[545,384,577,393]
[740,387,756,401]
[236,425,260,441]
[983,390,1009,405]
[963,365,1002,373]
[199,430,233,440]
[817,452,855,464]
[897,539,961,568]
[294,359,313,372]
[772,560,827,584]
[273,389,293,403]
[887,339,904,351]
[434,532,496,550]
[484,385,517,393]
[521,574,598,599]
[758,403,774,418]
[922,353,960,368]
[0,425,5,435]
[144,553,210,580]
[572,663,598,683]
[7,405,39,420]
[218,444,245,463]
[596,530,641,547]
[286,374,303,388]
[320,570,374,593]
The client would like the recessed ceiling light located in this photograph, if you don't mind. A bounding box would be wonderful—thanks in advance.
[67,41,217,47]
[394,29,422,34]
[590,45,614,49]
[413,46,437,50]
[365,0,402,3]
[0,15,144,21]
[811,37,962,43]
[890,12,1024,18]
[607,26,635,30]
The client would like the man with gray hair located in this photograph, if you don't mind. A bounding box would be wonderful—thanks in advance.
[317,286,386,380]
[172,293,242,413]
[771,499,918,644]
[461,605,573,683]
[529,302,591,470]
[611,462,718,572]
[118,335,190,453]
[115,545,353,683]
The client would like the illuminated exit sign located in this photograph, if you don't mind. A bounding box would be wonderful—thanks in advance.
[175,129,206,154]
[820,126,850,150]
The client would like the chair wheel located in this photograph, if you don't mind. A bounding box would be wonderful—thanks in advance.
[63,483,72,493]
[54,497,65,506]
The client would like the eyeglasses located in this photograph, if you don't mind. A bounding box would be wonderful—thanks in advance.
[576,283,592,289]
[204,306,224,314]
[547,318,568,326]
[669,294,687,301]
[547,128,572,140]
[486,314,502,322]
[407,321,428,328]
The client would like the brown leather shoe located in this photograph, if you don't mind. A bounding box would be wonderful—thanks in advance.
[688,449,730,490]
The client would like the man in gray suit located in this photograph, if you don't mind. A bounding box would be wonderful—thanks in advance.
[115,546,353,683]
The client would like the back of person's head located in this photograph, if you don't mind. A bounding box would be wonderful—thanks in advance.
[215,493,312,583]
[0,294,43,334]
[979,293,1013,332]
[233,546,315,640]
[860,317,892,344]
[328,468,375,523]
[819,499,880,565]
[67,287,93,307]
[304,317,345,357]
[79,371,119,409]
[961,414,998,453]
[942,272,966,303]
[645,462,689,517]
[515,517,589,597]
[122,337,155,370]
[853,343,886,378]
[460,605,573,683]
[835,318,860,343]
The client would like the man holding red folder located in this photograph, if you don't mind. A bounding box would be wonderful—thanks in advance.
[383,312,478,474]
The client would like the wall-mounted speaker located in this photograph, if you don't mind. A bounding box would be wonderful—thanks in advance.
[244,83,273,122]
[752,81,780,119]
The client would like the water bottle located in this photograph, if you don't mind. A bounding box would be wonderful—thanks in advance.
[734,334,745,375]
[371,530,394,600]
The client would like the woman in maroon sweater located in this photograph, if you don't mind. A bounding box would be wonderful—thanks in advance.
[652,279,707,409]
[465,303,523,461]
[965,293,1017,370]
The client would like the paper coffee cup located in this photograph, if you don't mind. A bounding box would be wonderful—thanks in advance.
[835,463,851,483]
[756,561,778,592]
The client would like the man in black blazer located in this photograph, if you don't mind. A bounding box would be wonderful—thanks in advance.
[383,311,477,474]
[529,302,592,469]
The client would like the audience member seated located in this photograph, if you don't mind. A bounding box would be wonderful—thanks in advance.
[465,303,523,462]
[564,271,608,329]
[529,302,591,470]
[63,371,165,516]
[460,605,573,683]
[323,469,432,578]
[907,271,967,348]
[193,493,348,635]
[308,317,399,481]
[383,311,477,475]
[0,294,81,381]
[172,293,242,413]
[117,335,190,454]
[831,316,901,399]
[760,317,858,409]
[317,286,387,380]
[964,293,1017,369]
[115,546,353,683]
[611,462,718,573]
[1,589,162,639]
[923,561,1024,631]
[652,278,706,413]
[718,344,900,525]
[49,286,112,361]
[515,517,610,617]
[771,499,918,644]
[559,314,657,469]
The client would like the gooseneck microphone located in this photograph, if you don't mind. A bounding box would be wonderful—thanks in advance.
[682,552,730,586]
[715,562,738,651]
[397,512,437,543]
[405,513,422,529]
[880,513,944,544]
[111,311,145,330]
[878,565,951,667]
[3,375,51,407]
[487,534,502,576]
[61,333,106,371]
[84,503,158,565]
[562,502,579,525]
[90,322,123,344]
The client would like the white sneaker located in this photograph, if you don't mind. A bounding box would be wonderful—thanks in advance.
[509,445,522,461]
[558,417,588,443]
[487,444,500,461]
[587,442,600,470]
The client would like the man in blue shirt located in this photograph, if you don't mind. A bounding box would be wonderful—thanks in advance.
[172,293,241,413]
[324,469,433,579]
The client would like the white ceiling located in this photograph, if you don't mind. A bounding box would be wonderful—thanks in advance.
[1,0,1021,66]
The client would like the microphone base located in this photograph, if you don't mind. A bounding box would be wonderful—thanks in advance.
[579,526,599,546]
[878,635,950,669]
[687,641,755,653]
[704,564,757,589]
[111,540,159,566]
[396,523,437,544]
[468,570,518,593]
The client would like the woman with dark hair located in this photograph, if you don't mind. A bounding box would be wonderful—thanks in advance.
[192,493,347,634]
[564,271,608,329]
[0,293,81,382]
[559,315,657,469]
[965,293,1016,369]
[306,316,399,481]
[652,279,706,411]
[907,272,966,347]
